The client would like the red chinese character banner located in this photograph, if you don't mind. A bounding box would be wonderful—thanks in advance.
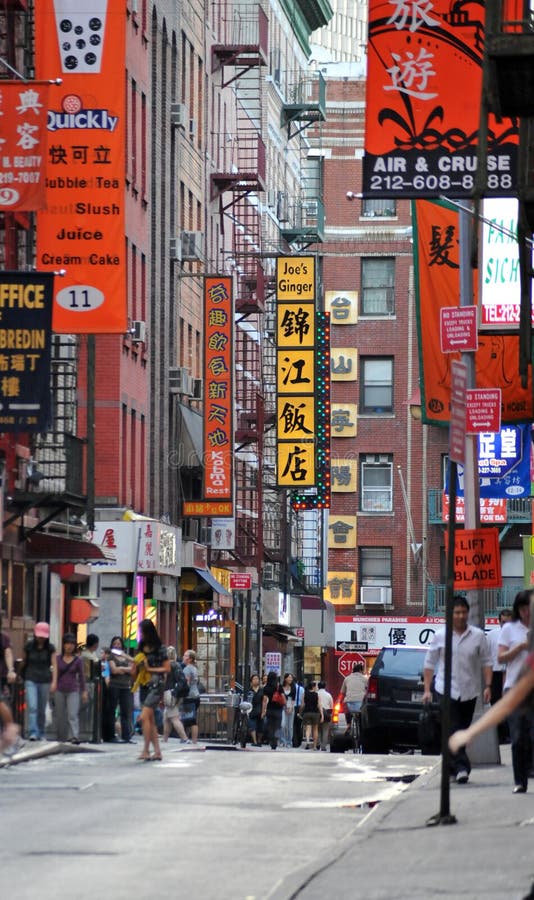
[203,276,233,504]
[363,1,518,198]
[413,199,533,424]
[34,0,126,333]
[0,84,49,211]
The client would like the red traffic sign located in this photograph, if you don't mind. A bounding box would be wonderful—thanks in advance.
[338,652,366,677]
[465,388,501,434]
[449,360,467,464]
[440,305,478,353]
[229,573,252,590]
[450,527,501,590]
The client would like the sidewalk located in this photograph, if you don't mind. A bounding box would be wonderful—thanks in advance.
[274,746,534,900]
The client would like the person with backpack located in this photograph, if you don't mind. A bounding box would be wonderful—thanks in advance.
[22,622,57,741]
[163,647,189,743]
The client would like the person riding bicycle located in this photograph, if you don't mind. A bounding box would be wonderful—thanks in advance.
[340,662,367,734]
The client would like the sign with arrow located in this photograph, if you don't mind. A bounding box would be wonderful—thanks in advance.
[465,388,501,434]
[336,641,368,653]
[440,305,478,353]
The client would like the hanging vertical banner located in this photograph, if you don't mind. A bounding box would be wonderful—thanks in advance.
[34,0,127,333]
[363,1,518,198]
[203,276,233,504]
[0,272,53,432]
[413,199,533,424]
[0,83,49,211]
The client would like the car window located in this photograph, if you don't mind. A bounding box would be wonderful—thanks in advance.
[373,649,426,678]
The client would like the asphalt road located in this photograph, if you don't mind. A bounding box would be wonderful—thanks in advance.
[0,743,435,900]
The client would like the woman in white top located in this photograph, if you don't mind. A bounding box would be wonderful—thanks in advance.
[498,590,533,793]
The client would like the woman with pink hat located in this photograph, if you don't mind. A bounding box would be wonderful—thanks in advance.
[21,623,57,741]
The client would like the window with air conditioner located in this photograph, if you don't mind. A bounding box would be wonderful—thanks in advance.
[181,231,203,260]
[361,258,395,316]
[360,456,393,512]
[359,547,392,605]
[361,357,393,415]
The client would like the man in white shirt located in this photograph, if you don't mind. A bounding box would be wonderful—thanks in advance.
[317,681,333,751]
[340,663,368,733]
[423,595,492,784]
[487,608,512,742]
[498,590,533,793]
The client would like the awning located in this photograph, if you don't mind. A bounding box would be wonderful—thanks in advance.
[178,403,203,468]
[194,567,231,597]
[262,623,302,643]
[25,532,111,564]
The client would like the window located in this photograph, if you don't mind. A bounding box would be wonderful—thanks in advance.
[362,198,397,218]
[360,457,393,512]
[360,547,392,586]
[361,358,393,414]
[361,258,395,316]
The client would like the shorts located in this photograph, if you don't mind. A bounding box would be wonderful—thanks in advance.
[345,701,362,714]
[302,712,320,726]
[142,687,163,709]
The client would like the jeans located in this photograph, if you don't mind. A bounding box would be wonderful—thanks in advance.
[25,680,50,739]
[280,707,295,747]
[54,690,81,741]
[110,683,133,742]
[436,692,476,775]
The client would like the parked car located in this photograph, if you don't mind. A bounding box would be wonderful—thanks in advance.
[360,646,437,754]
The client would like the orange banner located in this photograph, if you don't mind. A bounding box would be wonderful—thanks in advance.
[34,1,126,333]
[0,84,49,211]
[413,199,533,424]
[203,277,233,503]
[363,1,518,198]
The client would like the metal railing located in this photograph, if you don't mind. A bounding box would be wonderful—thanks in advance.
[427,582,525,616]
[428,489,532,525]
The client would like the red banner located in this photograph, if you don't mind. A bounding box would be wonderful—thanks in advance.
[203,276,233,503]
[34,0,126,333]
[363,1,518,198]
[0,83,48,211]
[413,199,533,424]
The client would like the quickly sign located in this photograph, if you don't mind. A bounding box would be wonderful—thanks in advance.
[450,528,501,590]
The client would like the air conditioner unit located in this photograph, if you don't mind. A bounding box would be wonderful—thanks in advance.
[169,366,192,395]
[360,586,392,606]
[264,562,276,582]
[170,102,187,129]
[191,378,203,399]
[277,192,289,222]
[267,189,277,209]
[130,320,146,343]
[181,231,203,260]
[170,237,181,261]
[189,118,196,138]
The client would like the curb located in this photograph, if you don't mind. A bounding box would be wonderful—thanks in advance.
[264,756,442,900]
[0,741,101,768]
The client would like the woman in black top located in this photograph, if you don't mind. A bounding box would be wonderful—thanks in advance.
[261,670,284,750]
[131,620,170,761]
[300,681,323,749]
[22,622,57,741]
[109,636,134,743]
[247,673,264,747]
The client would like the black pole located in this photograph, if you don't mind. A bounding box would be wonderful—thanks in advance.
[243,589,251,695]
[428,458,458,826]
[86,334,95,532]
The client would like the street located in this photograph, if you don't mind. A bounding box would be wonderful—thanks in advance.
[0,744,434,900]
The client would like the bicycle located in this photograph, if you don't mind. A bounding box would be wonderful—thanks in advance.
[345,702,362,754]
[232,698,253,748]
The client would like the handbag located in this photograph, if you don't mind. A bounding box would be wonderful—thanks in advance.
[418,705,440,750]
[322,708,332,723]
[272,689,286,707]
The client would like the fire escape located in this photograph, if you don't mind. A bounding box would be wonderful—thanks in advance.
[478,0,534,388]
[211,2,268,569]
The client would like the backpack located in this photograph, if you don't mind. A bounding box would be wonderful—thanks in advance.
[169,662,189,701]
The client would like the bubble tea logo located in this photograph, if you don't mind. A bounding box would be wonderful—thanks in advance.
[53,0,108,74]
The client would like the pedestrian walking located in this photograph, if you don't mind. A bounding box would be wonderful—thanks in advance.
[317,680,334,751]
[423,595,492,785]
[497,590,534,793]
[300,681,323,749]
[340,662,367,734]
[54,633,87,743]
[109,636,134,743]
[261,671,285,749]
[247,673,264,747]
[22,622,57,741]
[0,697,22,757]
[280,673,296,747]
[292,679,305,747]
[487,607,512,743]
[181,649,201,744]
[162,647,188,744]
[81,633,100,679]
[131,619,170,761]
[0,630,16,698]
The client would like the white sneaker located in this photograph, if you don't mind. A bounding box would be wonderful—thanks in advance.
[456,770,469,784]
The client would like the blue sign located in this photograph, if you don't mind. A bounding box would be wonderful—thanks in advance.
[452,425,530,499]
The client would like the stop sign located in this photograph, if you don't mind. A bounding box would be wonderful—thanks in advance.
[338,652,366,677]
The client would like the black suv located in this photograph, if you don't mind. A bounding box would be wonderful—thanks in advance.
[360,646,434,754]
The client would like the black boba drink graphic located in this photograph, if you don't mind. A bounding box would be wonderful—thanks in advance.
[54,1,108,74]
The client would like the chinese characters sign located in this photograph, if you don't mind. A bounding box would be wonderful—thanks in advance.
[325,571,357,606]
[203,276,233,504]
[325,291,358,324]
[0,84,49,211]
[413,199,533,423]
[363,1,518,198]
[0,272,53,431]
[35,0,126,333]
[449,424,530,500]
